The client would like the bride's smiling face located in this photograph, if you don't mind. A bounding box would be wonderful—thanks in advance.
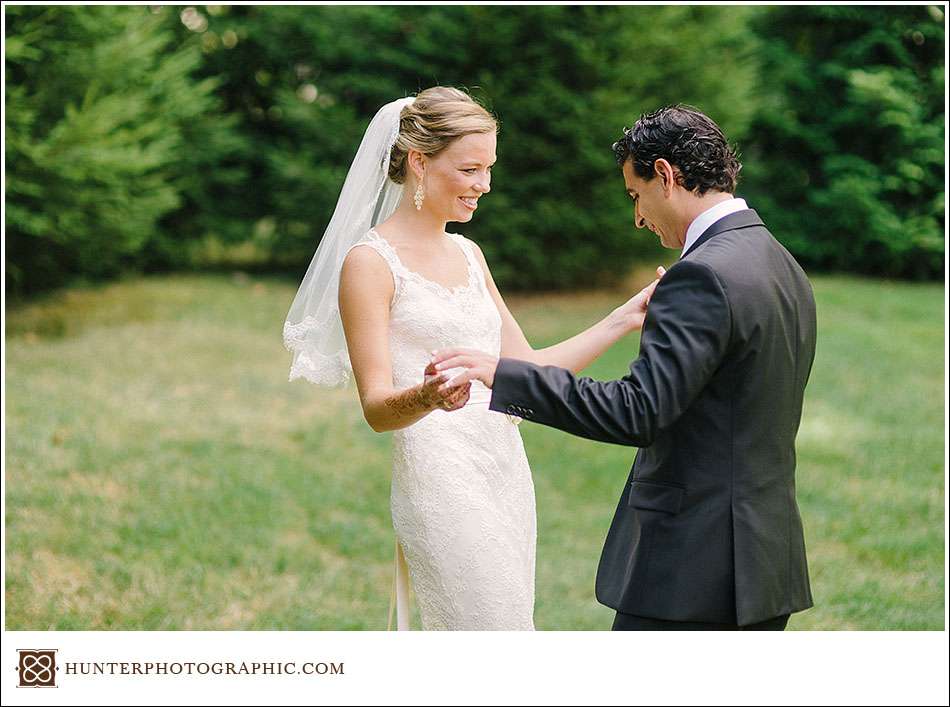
[412,132,496,223]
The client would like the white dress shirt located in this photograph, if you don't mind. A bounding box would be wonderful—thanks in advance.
[682,197,748,256]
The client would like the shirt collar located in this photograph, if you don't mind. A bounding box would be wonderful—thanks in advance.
[682,197,748,255]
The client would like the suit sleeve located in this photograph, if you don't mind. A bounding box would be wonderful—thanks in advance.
[488,259,732,447]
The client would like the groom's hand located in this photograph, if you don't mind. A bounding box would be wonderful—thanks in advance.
[430,348,499,391]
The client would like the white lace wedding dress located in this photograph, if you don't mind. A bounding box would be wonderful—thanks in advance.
[346,228,537,630]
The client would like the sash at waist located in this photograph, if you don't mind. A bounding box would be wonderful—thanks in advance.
[464,382,492,406]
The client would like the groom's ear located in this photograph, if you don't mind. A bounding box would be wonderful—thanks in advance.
[653,159,678,198]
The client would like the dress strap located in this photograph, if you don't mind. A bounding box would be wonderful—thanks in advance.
[345,229,406,301]
[446,232,486,290]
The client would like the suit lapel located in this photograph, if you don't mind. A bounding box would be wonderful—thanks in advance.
[680,209,765,259]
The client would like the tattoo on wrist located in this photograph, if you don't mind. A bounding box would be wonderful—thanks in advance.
[384,386,434,418]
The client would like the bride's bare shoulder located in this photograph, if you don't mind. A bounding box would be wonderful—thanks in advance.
[342,240,389,275]
[340,240,394,304]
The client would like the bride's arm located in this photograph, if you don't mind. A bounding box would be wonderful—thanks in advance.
[339,246,462,432]
[469,241,659,375]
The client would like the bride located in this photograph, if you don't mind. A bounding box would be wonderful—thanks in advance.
[284,86,660,630]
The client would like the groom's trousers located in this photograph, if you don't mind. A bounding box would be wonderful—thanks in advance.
[611,612,790,631]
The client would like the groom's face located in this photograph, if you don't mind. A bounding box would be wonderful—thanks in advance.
[622,159,678,249]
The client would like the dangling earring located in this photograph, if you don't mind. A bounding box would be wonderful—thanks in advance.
[414,175,425,211]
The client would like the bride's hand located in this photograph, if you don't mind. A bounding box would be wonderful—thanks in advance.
[611,266,666,334]
[424,361,471,411]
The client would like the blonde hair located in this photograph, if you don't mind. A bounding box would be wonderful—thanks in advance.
[388,87,498,184]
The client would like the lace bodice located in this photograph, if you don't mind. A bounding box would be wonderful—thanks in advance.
[347,228,502,404]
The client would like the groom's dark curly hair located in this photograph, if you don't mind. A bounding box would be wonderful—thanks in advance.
[612,105,741,195]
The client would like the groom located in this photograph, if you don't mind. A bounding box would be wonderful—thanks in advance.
[431,105,817,630]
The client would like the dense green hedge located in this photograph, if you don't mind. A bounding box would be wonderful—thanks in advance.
[4,5,248,294]
[741,5,944,279]
[5,5,944,296]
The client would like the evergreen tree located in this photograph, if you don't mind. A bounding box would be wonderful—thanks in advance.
[4,5,239,295]
[742,5,944,278]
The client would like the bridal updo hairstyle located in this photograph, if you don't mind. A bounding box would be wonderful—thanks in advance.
[612,104,741,195]
[388,87,498,184]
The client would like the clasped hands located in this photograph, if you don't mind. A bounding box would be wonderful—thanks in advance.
[420,359,472,412]
[418,351,497,412]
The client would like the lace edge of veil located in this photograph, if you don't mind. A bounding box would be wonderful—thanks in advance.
[283,315,353,388]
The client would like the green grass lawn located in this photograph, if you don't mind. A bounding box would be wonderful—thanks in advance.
[4,270,945,629]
